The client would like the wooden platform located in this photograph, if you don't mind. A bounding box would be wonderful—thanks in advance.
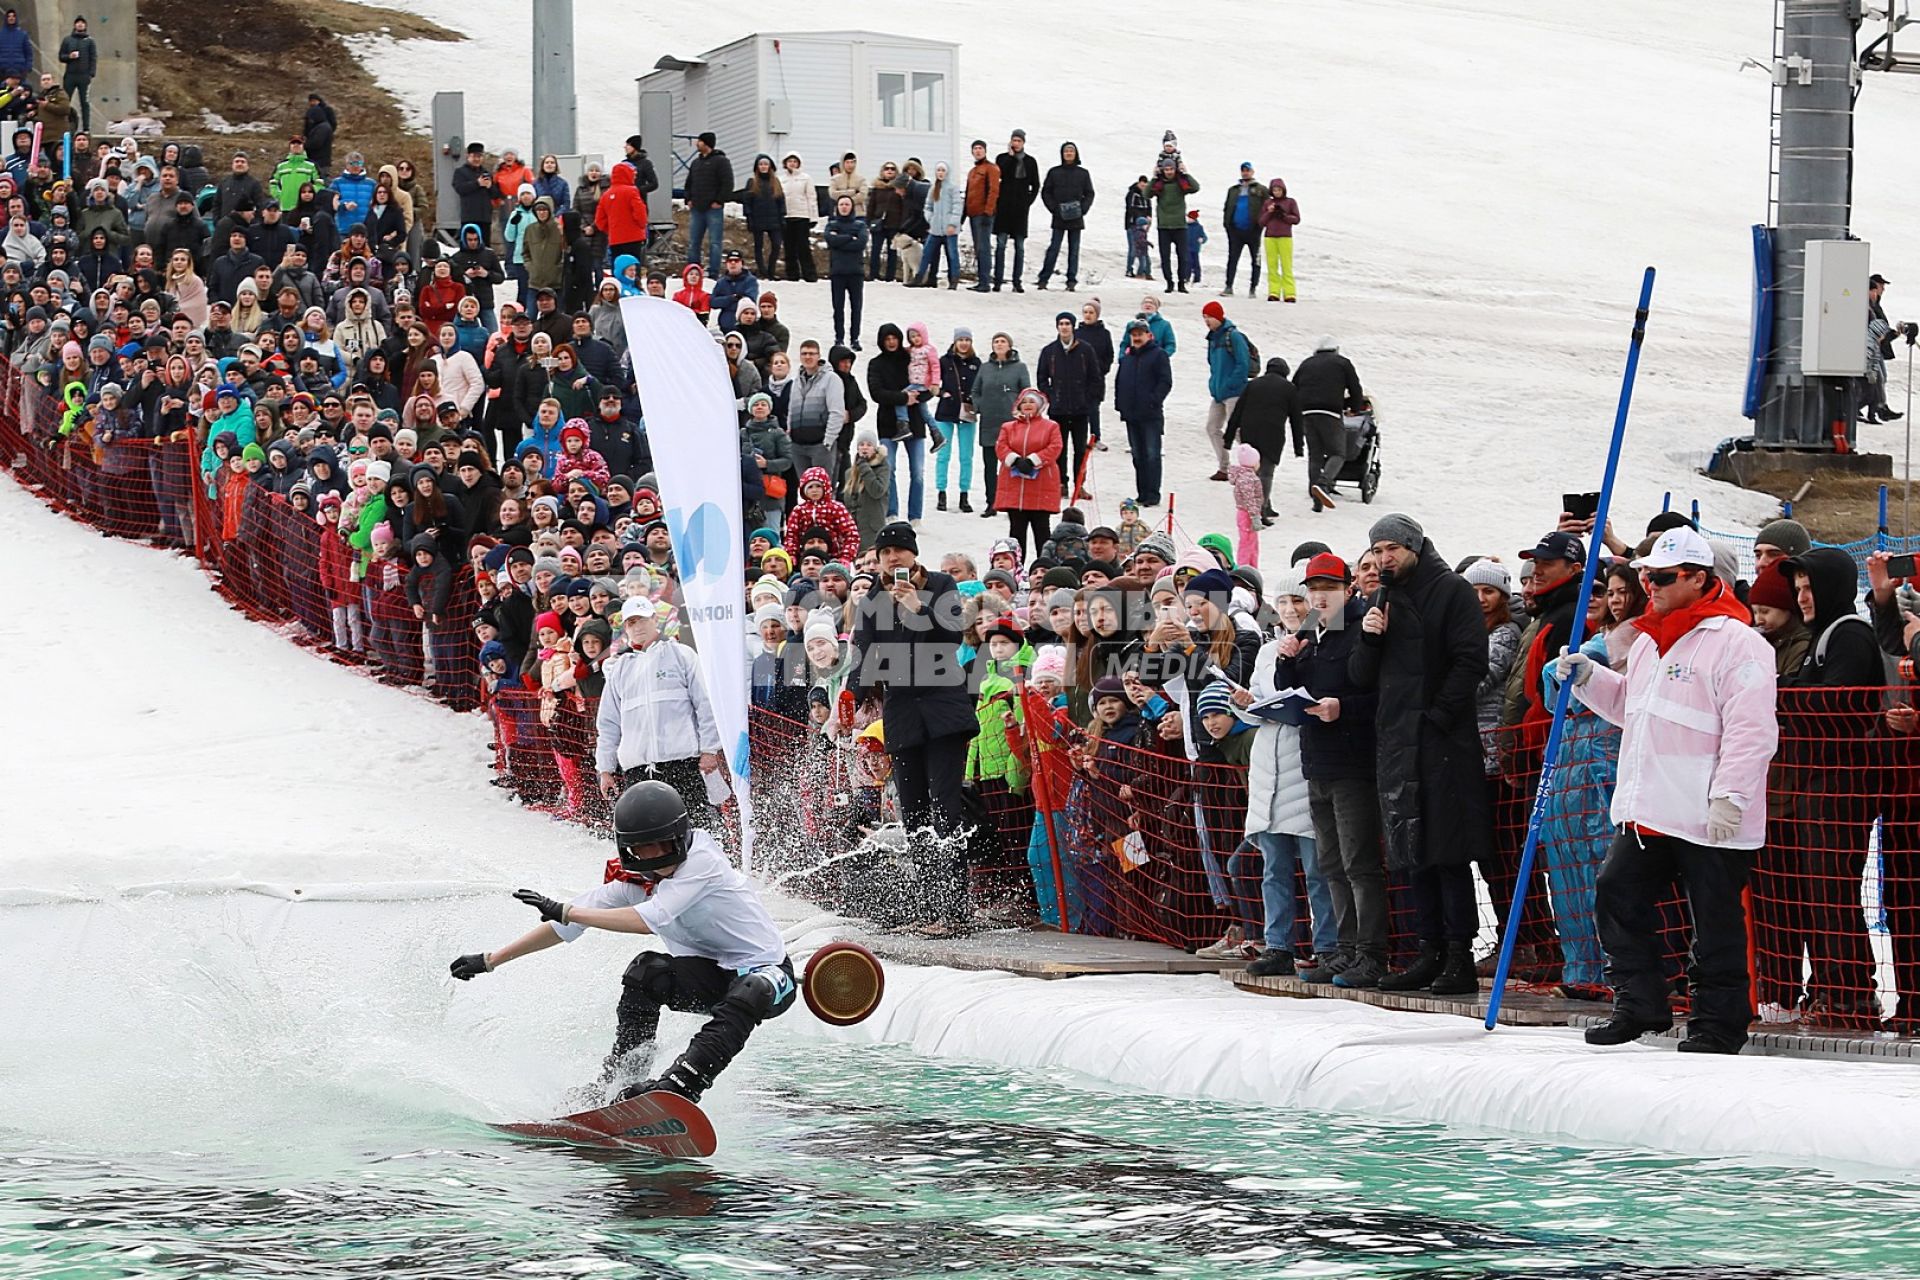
[846,926,1239,978]
[1227,969,1589,1025]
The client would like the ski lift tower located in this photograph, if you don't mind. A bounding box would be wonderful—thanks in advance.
[1749,0,1917,449]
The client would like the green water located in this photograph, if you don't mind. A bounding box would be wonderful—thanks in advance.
[3,1040,1917,1280]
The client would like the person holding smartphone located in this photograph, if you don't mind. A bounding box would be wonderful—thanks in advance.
[849,522,976,935]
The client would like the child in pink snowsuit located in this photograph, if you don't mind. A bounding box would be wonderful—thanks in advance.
[1229,442,1263,567]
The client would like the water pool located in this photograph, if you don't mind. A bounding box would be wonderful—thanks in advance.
[5,1036,1919,1280]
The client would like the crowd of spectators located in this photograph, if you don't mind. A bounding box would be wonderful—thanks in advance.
[11,99,1920,1051]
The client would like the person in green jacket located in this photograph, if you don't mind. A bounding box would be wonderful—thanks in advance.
[271,139,322,214]
[966,616,1031,793]
[521,196,568,293]
[1147,157,1199,293]
[347,459,392,577]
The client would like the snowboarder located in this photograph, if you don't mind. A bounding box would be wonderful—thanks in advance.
[449,780,795,1103]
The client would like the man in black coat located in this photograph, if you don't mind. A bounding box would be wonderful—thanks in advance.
[1036,312,1101,499]
[590,384,647,479]
[214,152,267,221]
[1112,318,1172,506]
[683,132,734,277]
[991,130,1041,291]
[1036,141,1094,292]
[1224,356,1305,522]
[451,148,495,242]
[304,95,338,174]
[1294,336,1367,511]
[1350,513,1489,994]
[622,134,661,198]
[495,547,538,672]
[207,228,266,306]
[849,521,976,930]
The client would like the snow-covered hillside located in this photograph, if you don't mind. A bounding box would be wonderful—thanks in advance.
[348,0,1920,565]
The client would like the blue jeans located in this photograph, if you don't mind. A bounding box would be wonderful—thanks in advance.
[918,233,961,285]
[968,215,994,285]
[885,435,925,520]
[1126,234,1151,278]
[934,417,975,492]
[1240,831,1339,954]
[688,206,724,275]
[1027,811,1083,929]
[1037,226,1080,287]
[1124,414,1163,503]
[993,233,1025,286]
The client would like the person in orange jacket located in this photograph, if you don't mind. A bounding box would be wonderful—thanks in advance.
[673,263,712,325]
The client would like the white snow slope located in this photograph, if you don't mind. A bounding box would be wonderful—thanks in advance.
[344,0,1920,564]
[6,482,1920,1172]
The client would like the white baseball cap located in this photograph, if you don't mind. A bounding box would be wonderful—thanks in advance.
[1632,526,1714,571]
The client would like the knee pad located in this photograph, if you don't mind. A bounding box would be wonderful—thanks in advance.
[725,965,793,1022]
[622,951,676,1002]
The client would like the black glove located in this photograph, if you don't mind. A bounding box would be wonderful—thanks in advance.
[513,888,566,922]
[450,952,491,981]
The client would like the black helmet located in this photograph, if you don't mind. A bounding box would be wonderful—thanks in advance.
[613,779,693,872]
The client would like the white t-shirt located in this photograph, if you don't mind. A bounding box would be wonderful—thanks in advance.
[550,832,786,970]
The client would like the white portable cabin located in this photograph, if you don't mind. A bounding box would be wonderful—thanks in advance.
[636,31,964,198]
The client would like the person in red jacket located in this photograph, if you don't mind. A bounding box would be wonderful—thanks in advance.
[595,161,650,265]
[316,492,364,656]
[994,388,1064,559]
[415,259,466,331]
[673,264,711,324]
[783,466,862,561]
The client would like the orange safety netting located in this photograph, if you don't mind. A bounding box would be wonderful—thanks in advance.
[6,354,1917,1034]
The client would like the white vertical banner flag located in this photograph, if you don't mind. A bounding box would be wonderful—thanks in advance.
[618,295,755,871]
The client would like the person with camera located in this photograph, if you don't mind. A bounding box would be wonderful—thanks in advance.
[848,521,976,934]
[1558,526,1777,1054]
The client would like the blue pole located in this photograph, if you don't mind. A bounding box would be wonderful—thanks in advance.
[1690,498,1700,527]
[1879,485,1889,541]
[1485,267,1656,1030]
[1661,491,1671,514]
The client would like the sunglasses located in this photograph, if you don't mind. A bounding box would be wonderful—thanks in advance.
[1642,567,1686,587]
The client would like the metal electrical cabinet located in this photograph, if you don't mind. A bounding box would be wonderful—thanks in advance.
[1801,239,1871,377]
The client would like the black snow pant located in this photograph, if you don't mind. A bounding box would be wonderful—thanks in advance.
[891,729,974,923]
[1596,830,1752,1047]
[621,757,714,831]
[609,952,796,1083]
[1304,410,1347,492]
[1157,228,1184,288]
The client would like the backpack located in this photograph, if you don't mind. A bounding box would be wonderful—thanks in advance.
[837,368,867,426]
[1241,332,1260,376]
[1812,612,1902,691]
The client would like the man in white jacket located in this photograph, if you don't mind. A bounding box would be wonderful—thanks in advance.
[1557,527,1778,1054]
[596,598,724,828]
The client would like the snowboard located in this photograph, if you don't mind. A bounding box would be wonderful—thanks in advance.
[493,1090,717,1158]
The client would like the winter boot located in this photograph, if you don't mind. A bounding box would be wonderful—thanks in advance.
[937,491,948,512]
[1583,1014,1671,1046]
[1331,952,1387,989]
[959,493,973,513]
[619,1054,713,1103]
[1428,942,1480,996]
[1300,950,1351,985]
[1246,948,1296,978]
[1379,941,1444,992]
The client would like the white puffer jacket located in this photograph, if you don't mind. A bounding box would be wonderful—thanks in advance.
[434,348,486,416]
[1240,636,1315,837]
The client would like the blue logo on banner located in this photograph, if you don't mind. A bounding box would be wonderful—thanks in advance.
[666,503,733,586]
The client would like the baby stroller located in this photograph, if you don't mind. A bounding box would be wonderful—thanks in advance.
[1336,397,1382,504]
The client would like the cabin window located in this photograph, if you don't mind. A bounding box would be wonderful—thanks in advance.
[875,70,944,132]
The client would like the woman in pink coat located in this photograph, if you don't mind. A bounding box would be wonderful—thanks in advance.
[994,388,1063,559]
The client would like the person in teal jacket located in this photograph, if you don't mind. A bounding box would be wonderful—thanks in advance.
[1137,295,1176,356]
[613,252,645,298]
[1538,623,1623,991]
[198,386,257,479]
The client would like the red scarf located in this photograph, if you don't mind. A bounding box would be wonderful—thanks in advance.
[1631,579,1751,655]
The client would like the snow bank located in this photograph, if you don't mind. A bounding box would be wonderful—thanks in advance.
[339,0,1920,563]
[784,942,1920,1172]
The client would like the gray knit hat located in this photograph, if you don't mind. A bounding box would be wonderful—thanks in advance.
[1462,558,1511,593]
[1368,513,1424,550]
[1132,532,1177,564]
[1753,518,1811,559]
